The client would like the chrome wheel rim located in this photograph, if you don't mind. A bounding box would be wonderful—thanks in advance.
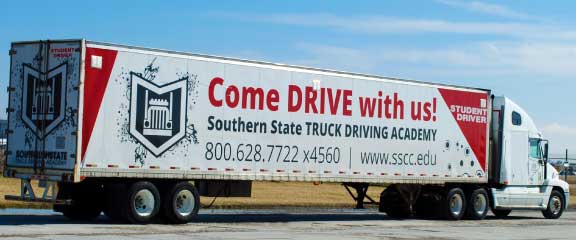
[133,189,155,217]
[176,189,195,217]
[473,193,487,216]
[449,193,464,216]
[550,196,562,215]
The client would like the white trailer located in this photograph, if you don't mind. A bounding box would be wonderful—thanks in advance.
[3,40,569,223]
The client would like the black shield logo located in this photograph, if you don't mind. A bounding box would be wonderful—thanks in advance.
[21,62,67,139]
[129,73,188,156]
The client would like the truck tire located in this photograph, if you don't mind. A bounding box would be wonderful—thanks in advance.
[103,183,126,222]
[542,190,565,219]
[379,186,411,218]
[61,204,102,221]
[161,182,200,224]
[492,209,512,218]
[414,191,442,218]
[464,188,488,220]
[124,181,161,224]
[56,182,103,221]
[443,187,466,220]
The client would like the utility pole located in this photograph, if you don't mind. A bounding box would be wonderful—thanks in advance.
[564,149,569,182]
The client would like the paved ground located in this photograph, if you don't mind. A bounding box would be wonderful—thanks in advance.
[0,208,574,240]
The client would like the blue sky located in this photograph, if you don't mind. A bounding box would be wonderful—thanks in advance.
[1,0,575,155]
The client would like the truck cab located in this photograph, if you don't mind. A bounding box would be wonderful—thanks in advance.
[490,96,569,218]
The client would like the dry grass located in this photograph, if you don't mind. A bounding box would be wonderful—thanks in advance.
[566,176,576,195]
[0,150,51,208]
[200,182,385,209]
[569,177,576,209]
[0,177,52,209]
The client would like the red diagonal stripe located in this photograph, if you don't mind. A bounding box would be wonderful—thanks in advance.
[438,88,489,171]
[82,48,117,161]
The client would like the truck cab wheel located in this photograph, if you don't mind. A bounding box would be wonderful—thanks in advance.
[491,209,512,218]
[542,190,565,219]
[124,181,161,224]
[443,187,466,220]
[464,188,488,220]
[162,182,200,224]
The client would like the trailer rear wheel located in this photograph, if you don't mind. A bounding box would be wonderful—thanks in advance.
[56,182,103,221]
[60,203,102,221]
[464,188,488,220]
[103,183,126,221]
[124,181,161,224]
[162,182,200,224]
[379,186,411,218]
[542,190,564,219]
[414,188,442,218]
[443,187,466,220]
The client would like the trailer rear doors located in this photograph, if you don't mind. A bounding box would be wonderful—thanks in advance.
[5,40,82,178]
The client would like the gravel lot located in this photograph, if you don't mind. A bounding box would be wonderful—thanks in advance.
[0,208,573,240]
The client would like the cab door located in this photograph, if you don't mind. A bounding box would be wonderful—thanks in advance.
[528,138,545,186]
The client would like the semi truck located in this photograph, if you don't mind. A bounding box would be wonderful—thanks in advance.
[3,39,569,224]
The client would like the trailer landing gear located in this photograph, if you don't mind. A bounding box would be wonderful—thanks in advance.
[343,183,377,209]
[379,184,420,218]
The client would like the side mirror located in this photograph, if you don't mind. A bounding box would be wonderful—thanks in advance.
[543,142,549,162]
[543,141,549,179]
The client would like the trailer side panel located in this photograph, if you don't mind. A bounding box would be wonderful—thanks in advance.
[80,43,490,184]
